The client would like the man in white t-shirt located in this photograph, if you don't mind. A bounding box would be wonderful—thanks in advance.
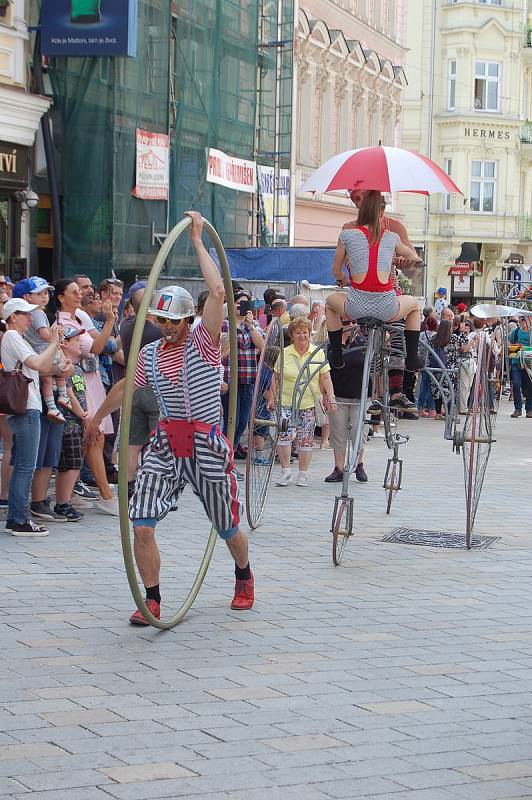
[434,288,449,321]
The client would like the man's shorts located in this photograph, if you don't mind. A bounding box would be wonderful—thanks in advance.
[35,412,64,470]
[130,386,159,446]
[58,420,84,472]
[329,397,367,453]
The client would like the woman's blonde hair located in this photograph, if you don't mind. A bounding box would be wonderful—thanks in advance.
[288,316,312,341]
[356,190,386,245]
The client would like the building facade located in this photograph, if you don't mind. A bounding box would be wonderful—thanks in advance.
[294,0,408,248]
[402,0,532,307]
[0,0,50,280]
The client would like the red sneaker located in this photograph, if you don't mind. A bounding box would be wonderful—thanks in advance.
[231,573,254,610]
[128,599,160,626]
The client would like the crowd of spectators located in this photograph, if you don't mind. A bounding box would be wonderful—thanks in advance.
[0,273,529,536]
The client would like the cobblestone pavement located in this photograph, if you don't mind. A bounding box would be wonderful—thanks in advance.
[0,404,531,800]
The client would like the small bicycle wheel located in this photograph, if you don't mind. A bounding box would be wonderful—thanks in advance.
[462,335,493,549]
[384,458,402,515]
[245,320,284,529]
[332,497,353,566]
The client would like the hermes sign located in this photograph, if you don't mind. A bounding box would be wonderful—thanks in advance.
[464,128,511,140]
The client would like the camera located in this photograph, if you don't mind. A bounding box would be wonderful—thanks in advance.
[238,300,252,316]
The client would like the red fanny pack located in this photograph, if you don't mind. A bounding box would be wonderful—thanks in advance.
[156,419,227,459]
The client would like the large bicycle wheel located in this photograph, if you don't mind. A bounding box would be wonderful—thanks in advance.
[332,497,354,566]
[245,320,284,529]
[118,216,238,629]
[462,335,493,549]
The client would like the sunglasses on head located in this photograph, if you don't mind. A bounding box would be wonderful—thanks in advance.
[155,315,186,327]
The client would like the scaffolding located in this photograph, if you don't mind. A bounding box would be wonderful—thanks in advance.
[42,0,294,282]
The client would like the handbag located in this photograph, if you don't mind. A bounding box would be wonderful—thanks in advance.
[0,361,32,415]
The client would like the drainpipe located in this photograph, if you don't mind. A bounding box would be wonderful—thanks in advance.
[423,0,437,299]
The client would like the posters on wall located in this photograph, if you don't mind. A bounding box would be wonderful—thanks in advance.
[257,165,290,241]
[206,148,256,193]
[132,129,169,200]
[41,0,138,57]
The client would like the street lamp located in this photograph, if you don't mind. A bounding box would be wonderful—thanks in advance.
[14,189,39,210]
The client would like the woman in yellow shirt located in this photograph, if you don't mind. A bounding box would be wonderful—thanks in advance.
[273,317,336,487]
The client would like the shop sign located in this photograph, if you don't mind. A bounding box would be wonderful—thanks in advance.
[206,148,256,193]
[41,0,138,57]
[464,128,510,140]
[132,129,169,200]
[448,261,483,277]
[453,274,471,294]
[257,165,290,238]
[0,142,28,188]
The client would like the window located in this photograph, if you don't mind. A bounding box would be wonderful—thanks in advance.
[470,160,496,213]
[478,1,502,5]
[474,61,500,112]
[448,60,456,110]
[443,159,452,212]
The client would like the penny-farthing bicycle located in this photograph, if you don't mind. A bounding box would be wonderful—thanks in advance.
[291,318,410,565]
[118,216,238,629]
[432,303,532,548]
[245,319,286,529]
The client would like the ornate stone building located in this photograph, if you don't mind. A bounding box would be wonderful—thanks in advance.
[294,0,408,247]
[402,0,532,306]
[0,0,50,278]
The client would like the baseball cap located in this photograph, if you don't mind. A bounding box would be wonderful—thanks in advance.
[2,298,38,320]
[13,277,53,298]
[126,280,147,300]
[62,325,85,340]
[457,303,468,313]
[437,287,447,295]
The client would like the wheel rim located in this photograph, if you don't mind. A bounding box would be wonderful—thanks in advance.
[462,335,492,548]
[245,320,284,529]
[118,217,237,629]
[332,498,352,566]
[386,462,398,515]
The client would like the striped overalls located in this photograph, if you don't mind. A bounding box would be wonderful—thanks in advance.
[129,338,241,539]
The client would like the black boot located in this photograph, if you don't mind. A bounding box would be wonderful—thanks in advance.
[328,329,344,369]
[404,330,424,372]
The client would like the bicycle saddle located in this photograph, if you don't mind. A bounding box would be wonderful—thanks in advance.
[356,316,385,328]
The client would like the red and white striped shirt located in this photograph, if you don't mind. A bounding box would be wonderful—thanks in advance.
[135,323,219,388]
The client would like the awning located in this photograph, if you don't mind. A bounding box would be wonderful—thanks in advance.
[448,242,483,276]
[504,252,524,265]
[448,263,470,276]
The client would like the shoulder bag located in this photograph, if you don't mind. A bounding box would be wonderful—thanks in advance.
[0,361,32,415]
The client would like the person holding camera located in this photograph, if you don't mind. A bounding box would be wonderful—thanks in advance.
[221,291,264,459]
[50,279,119,515]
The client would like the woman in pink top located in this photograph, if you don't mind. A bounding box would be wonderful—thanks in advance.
[50,279,119,516]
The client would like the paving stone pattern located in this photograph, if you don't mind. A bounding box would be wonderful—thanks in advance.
[0,407,530,799]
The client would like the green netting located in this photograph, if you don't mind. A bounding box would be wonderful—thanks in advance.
[44,0,293,284]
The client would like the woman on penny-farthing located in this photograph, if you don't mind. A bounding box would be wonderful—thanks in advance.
[86,212,254,625]
[326,191,422,373]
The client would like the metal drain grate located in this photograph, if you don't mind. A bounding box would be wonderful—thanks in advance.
[382,528,500,550]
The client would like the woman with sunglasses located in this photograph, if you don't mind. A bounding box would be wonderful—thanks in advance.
[49,280,118,515]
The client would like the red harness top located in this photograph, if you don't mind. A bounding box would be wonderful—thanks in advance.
[348,225,394,293]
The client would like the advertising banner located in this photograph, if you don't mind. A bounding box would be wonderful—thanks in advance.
[206,148,256,193]
[257,165,290,239]
[41,0,138,57]
[132,129,169,201]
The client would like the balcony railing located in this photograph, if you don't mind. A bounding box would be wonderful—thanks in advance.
[519,216,532,240]
[521,122,532,143]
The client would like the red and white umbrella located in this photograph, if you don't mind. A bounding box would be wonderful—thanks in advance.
[300,145,463,196]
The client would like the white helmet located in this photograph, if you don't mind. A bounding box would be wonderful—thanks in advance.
[149,286,195,321]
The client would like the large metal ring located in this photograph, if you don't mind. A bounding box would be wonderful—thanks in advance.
[118,216,237,629]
